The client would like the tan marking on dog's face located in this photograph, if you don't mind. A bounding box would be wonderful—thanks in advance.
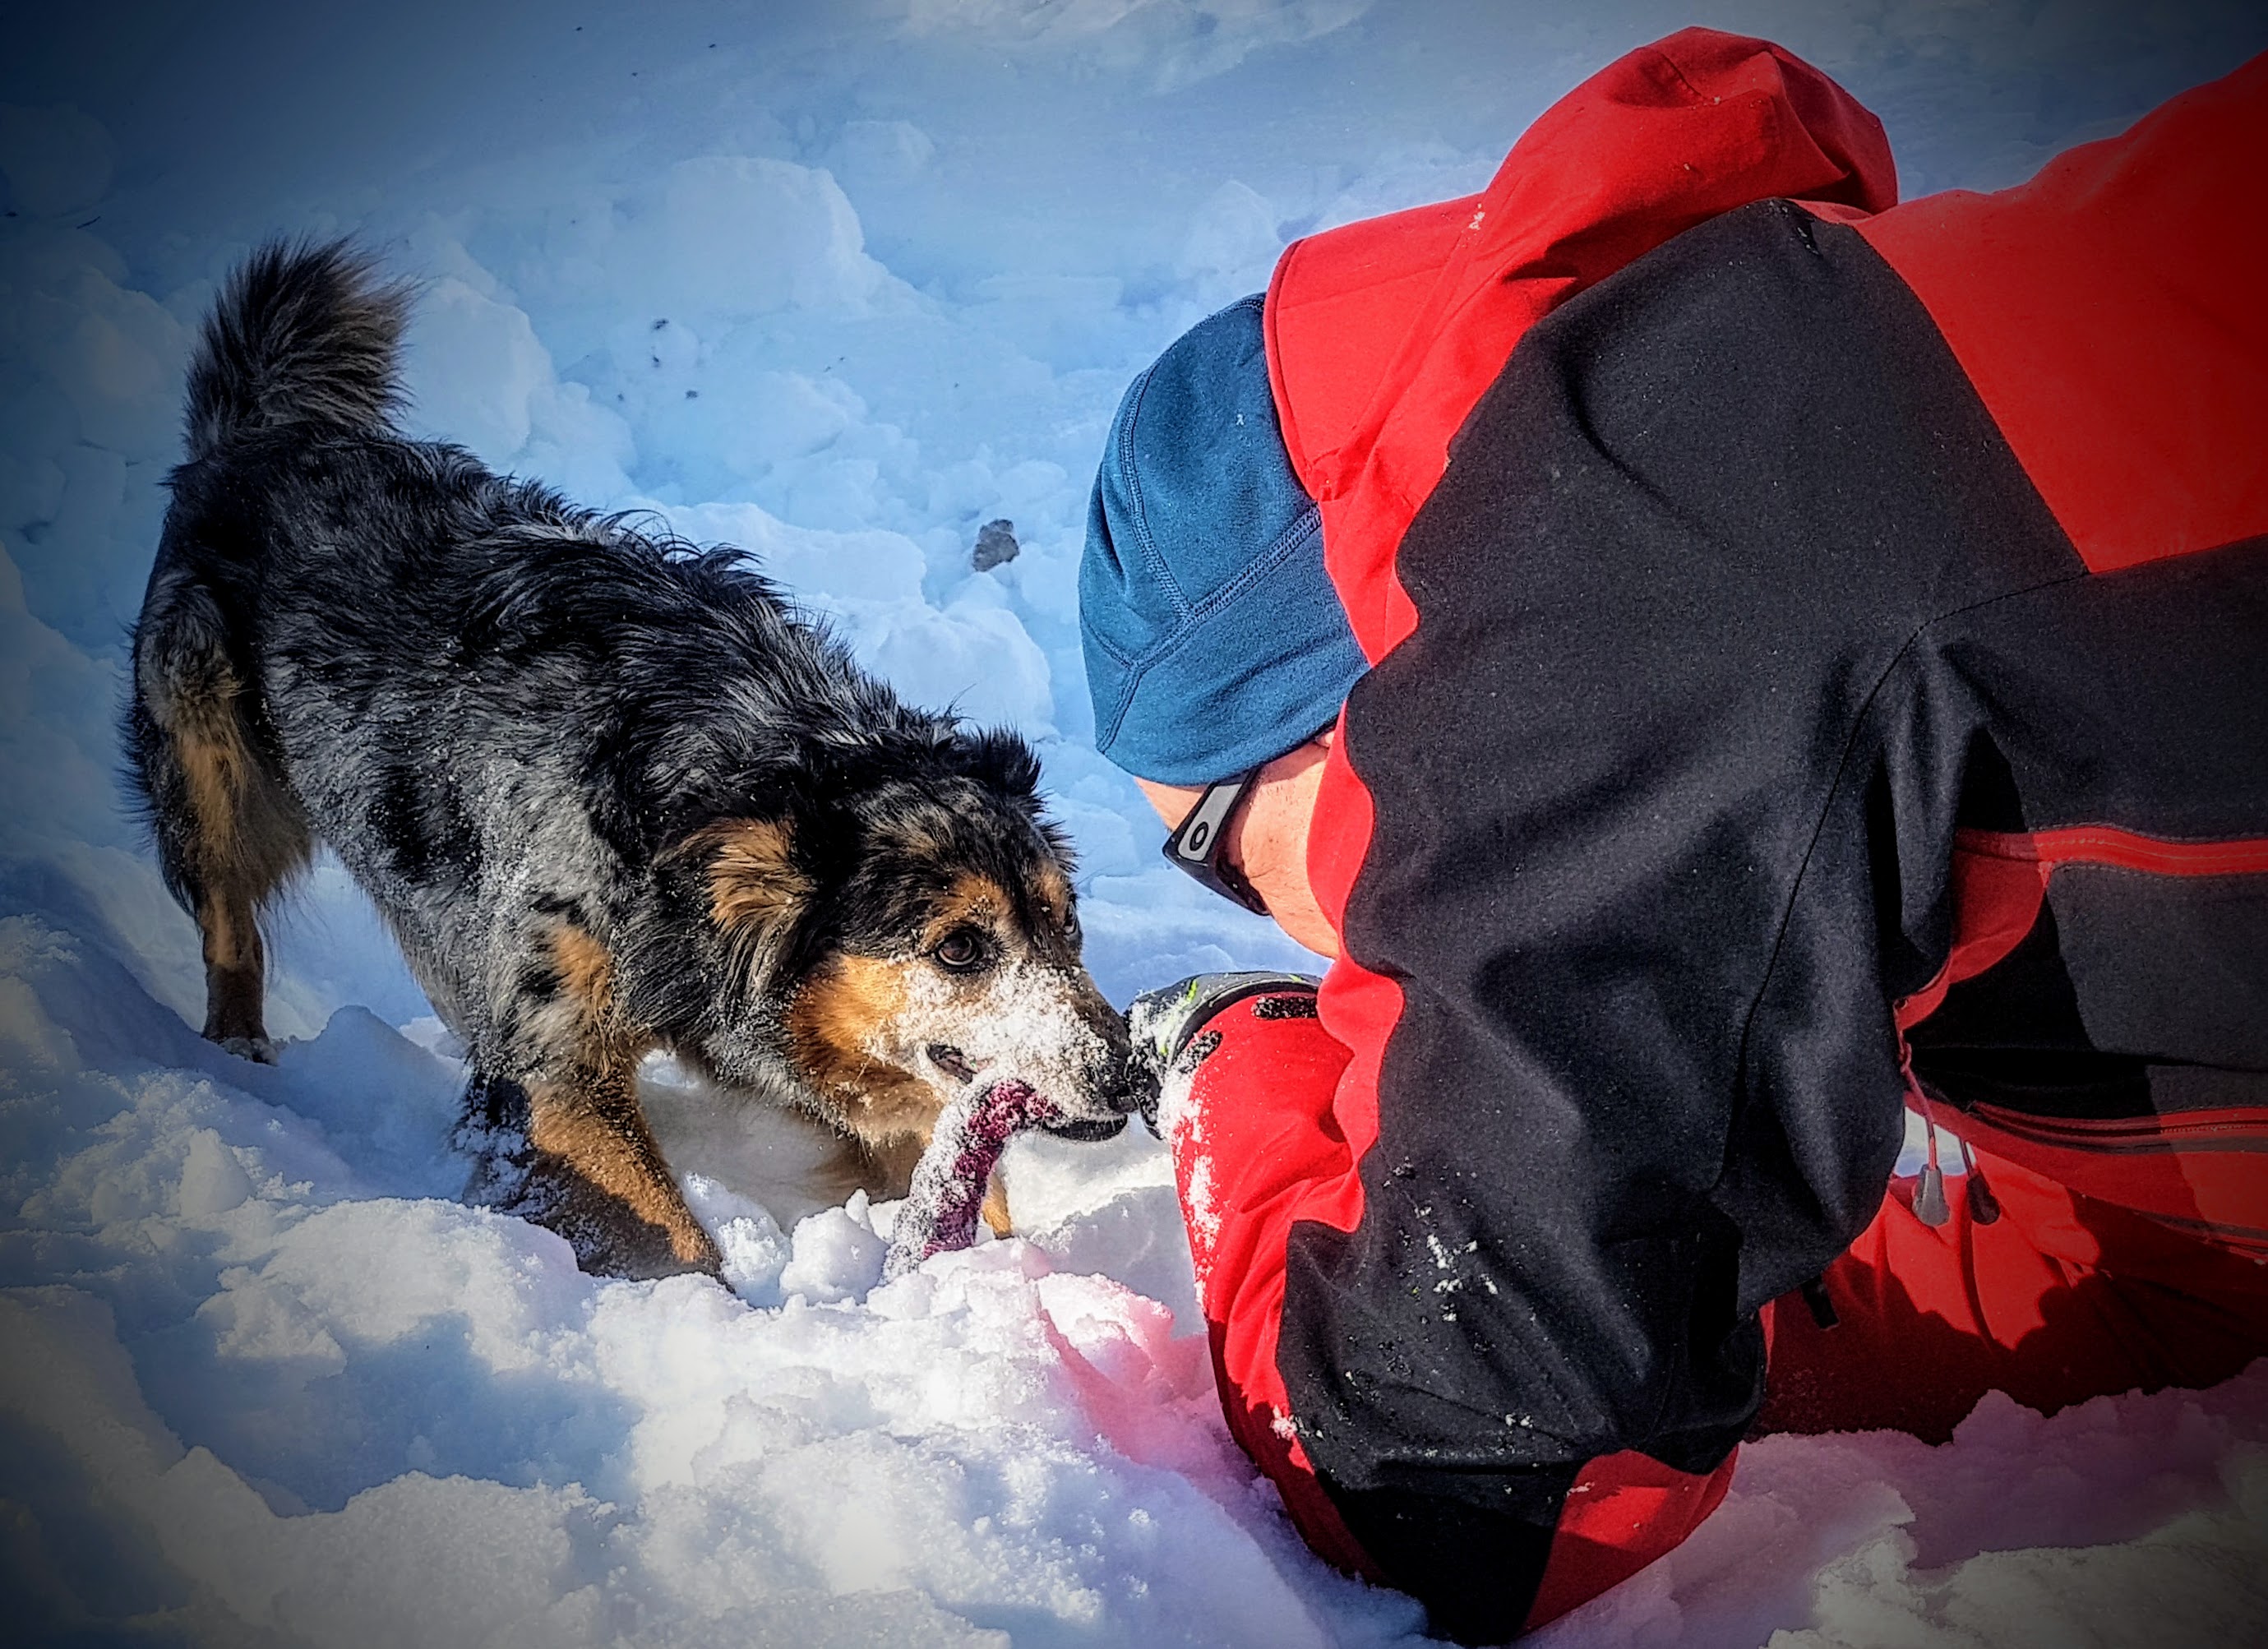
[1029,862,1082,966]
[1034,863,1074,923]
[922,872,1013,952]
[786,951,940,1144]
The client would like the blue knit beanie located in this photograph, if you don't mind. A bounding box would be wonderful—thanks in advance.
[1079,295,1369,786]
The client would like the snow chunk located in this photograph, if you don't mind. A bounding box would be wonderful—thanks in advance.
[627,155,889,319]
[400,274,637,501]
[681,1173,792,1304]
[780,1194,890,1305]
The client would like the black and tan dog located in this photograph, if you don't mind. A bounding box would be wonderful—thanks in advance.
[125,241,1147,1278]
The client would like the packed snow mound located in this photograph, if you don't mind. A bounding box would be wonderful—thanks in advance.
[7,2,2268,1644]
[0,904,1400,1647]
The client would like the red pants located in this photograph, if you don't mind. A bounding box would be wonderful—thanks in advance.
[1758,1139,2268,1444]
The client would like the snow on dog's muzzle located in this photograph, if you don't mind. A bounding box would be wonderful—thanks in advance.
[1038,1028,1154,1141]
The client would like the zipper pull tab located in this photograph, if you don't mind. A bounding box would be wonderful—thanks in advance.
[1914,1104,1951,1226]
[1915,1162,1952,1227]
[1956,1134,2001,1225]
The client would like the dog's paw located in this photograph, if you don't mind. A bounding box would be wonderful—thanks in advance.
[213,1032,280,1065]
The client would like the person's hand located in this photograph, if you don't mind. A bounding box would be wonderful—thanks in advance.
[1126,970,1322,1131]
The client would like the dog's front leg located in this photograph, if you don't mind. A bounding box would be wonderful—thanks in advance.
[462,1060,722,1280]
[519,1065,723,1279]
[468,917,723,1278]
[981,1175,1013,1239]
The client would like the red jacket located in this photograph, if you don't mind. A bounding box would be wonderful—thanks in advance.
[1168,30,2268,1641]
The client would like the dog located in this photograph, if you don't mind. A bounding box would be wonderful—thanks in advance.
[124,240,1148,1279]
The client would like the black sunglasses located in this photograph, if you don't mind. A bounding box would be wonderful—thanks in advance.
[1160,764,1269,914]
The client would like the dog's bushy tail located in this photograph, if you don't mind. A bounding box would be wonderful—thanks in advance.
[184,238,409,462]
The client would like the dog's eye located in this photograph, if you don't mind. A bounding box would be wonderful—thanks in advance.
[931,929,988,973]
[1062,907,1081,943]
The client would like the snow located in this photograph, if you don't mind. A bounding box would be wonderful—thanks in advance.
[5,2,2268,1643]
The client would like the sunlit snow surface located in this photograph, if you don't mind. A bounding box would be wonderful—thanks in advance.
[5,3,2268,1644]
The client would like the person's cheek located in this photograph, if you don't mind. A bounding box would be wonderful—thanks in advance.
[1249,859,1337,958]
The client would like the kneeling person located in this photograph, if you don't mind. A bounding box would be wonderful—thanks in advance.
[1080,29,2268,1642]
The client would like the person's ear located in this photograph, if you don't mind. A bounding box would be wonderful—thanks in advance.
[1135,774,1205,831]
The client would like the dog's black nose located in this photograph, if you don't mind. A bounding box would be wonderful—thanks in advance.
[1093,1044,1160,1117]
[1042,1041,1144,1143]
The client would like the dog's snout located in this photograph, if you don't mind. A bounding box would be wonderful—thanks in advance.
[1042,1115,1128,1143]
[1037,1025,1152,1143]
[1092,1041,1159,1117]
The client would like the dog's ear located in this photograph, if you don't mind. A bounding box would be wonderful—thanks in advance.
[948,728,1042,800]
[675,818,812,987]
[953,728,1076,870]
